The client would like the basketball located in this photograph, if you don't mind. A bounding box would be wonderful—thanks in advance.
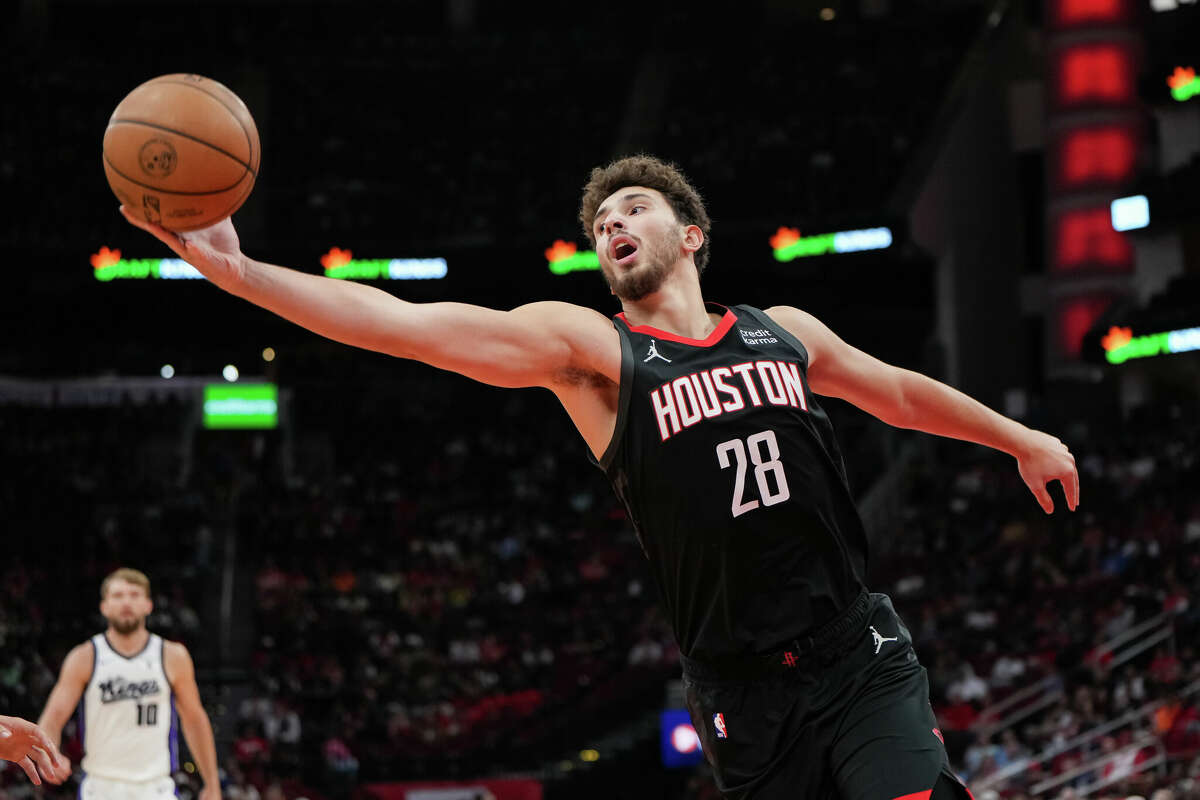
[102,74,260,232]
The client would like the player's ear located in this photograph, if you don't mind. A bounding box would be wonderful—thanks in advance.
[681,224,704,255]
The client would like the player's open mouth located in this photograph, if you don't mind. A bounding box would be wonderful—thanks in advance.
[611,237,639,266]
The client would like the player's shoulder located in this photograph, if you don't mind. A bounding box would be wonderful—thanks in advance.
[760,305,841,366]
[761,306,834,339]
[68,638,98,658]
[762,304,815,326]
[61,640,97,679]
[161,639,196,683]
[160,638,191,661]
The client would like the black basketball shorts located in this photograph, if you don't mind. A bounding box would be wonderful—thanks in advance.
[682,593,972,800]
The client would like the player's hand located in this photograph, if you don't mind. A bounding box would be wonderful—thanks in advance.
[119,206,247,288]
[0,715,71,785]
[199,782,222,800]
[1014,429,1079,514]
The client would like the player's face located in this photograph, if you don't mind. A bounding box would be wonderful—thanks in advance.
[592,186,686,301]
[100,579,152,635]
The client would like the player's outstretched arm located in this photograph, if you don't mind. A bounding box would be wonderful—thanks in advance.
[0,715,71,785]
[36,642,93,781]
[767,305,1079,514]
[164,643,220,800]
[119,208,619,390]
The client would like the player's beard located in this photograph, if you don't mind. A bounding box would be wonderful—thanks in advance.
[604,237,675,302]
[109,615,146,635]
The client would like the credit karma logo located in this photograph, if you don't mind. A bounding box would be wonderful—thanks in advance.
[770,226,893,261]
[1167,67,1200,102]
[203,384,278,430]
[91,247,203,281]
[546,240,600,275]
[320,248,447,280]
[1102,325,1200,364]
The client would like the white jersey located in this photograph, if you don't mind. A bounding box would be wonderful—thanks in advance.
[80,633,178,782]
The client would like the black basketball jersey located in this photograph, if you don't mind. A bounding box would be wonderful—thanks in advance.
[594,303,869,662]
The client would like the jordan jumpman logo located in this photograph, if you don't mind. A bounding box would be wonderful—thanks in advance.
[870,626,898,654]
[644,339,671,363]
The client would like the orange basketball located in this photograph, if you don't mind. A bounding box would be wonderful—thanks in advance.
[103,74,260,232]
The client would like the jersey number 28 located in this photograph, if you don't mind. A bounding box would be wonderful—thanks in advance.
[716,430,791,518]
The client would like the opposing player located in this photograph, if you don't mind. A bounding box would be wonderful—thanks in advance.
[120,155,1078,799]
[39,569,222,800]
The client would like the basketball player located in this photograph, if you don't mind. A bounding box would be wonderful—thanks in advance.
[39,569,222,800]
[0,714,70,785]
[120,155,1079,799]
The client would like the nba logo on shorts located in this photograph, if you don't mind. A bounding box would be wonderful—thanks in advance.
[713,713,727,739]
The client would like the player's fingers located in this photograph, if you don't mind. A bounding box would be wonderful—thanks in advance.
[29,746,57,781]
[1030,480,1054,514]
[17,755,42,785]
[119,205,186,254]
[1065,468,1080,511]
[48,750,71,783]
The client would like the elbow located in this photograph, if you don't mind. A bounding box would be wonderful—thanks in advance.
[894,399,919,430]
[885,374,919,429]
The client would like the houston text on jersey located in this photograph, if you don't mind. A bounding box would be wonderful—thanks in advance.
[649,360,809,441]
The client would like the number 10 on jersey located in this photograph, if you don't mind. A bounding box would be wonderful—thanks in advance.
[136,703,158,726]
[716,430,791,518]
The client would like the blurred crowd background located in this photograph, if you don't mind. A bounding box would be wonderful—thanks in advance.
[4,0,1200,799]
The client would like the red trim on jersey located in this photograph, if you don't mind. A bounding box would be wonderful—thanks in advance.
[616,306,737,347]
[889,792,932,800]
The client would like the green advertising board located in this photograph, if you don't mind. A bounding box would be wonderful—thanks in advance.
[203,384,278,429]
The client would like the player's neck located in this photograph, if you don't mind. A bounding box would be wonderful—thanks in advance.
[105,627,151,657]
[619,271,715,340]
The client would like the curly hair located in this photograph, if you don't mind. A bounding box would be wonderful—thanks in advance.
[579,155,712,274]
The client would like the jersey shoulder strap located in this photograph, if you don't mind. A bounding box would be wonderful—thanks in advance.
[84,635,100,688]
[589,318,635,472]
[91,632,112,657]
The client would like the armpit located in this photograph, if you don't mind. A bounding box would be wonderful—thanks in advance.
[552,366,613,389]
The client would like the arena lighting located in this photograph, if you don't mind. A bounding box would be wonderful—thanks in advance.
[659,710,703,768]
[1055,208,1134,269]
[1060,295,1116,356]
[769,226,893,261]
[320,247,447,280]
[1102,325,1200,363]
[160,364,175,379]
[222,365,239,382]
[1058,126,1137,185]
[1055,44,1134,105]
[203,383,278,429]
[1168,67,1200,102]
[1111,195,1150,231]
[1053,0,1125,24]
[1151,0,1197,11]
[91,247,203,281]
[545,240,600,274]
